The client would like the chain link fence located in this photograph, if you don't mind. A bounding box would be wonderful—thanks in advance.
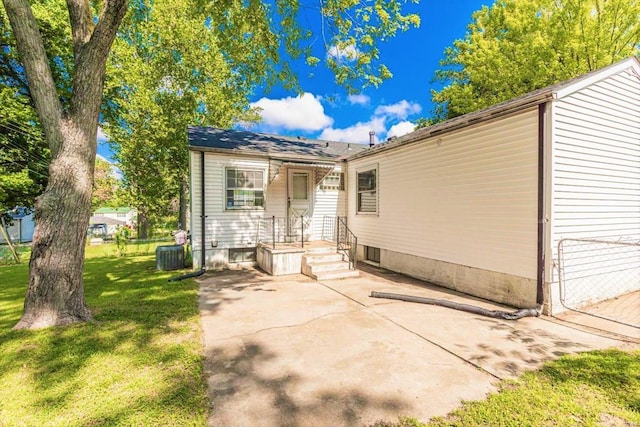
[558,238,640,329]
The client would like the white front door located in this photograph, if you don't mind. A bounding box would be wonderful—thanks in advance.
[287,169,312,241]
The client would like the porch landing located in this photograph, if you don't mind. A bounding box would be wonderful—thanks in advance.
[258,240,338,252]
[257,241,356,279]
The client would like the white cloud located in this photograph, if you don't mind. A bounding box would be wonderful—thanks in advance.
[97,126,108,143]
[327,44,358,61]
[316,98,422,144]
[95,153,122,180]
[374,100,422,120]
[251,93,333,131]
[96,153,112,163]
[387,121,415,139]
[318,117,386,145]
[347,94,370,106]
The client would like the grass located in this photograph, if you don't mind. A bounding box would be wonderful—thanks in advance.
[375,349,640,427]
[0,242,208,426]
[0,243,31,265]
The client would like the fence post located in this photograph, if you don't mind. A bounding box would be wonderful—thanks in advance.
[301,215,304,249]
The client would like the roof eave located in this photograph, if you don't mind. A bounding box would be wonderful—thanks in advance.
[188,145,344,164]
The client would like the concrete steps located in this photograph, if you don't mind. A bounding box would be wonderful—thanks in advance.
[302,250,359,281]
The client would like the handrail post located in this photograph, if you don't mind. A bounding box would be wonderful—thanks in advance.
[272,216,275,250]
[301,215,304,248]
[353,236,357,270]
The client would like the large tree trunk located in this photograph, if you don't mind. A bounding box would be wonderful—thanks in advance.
[4,0,128,329]
[15,123,96,328]
[137,209,149,240]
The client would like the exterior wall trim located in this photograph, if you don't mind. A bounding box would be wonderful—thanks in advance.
[537,103,547,306]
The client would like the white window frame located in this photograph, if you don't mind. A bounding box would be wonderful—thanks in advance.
[319,172,345,191]
[225,168,265,210]
[356,165,378,214]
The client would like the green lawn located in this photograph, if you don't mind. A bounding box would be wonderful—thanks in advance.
[375,348,640,427]
[0,243,208,426]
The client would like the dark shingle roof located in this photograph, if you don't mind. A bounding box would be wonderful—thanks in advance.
[188,126,368,162]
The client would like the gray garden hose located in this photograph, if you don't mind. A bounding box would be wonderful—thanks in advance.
[370,291,540,320]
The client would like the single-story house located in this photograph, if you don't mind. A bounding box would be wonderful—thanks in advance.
[0,207,35,243]
[91,207,137,228]
[188,57,640,315]
[188,128,368,273]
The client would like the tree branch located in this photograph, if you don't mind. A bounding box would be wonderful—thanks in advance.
[65,0,94,55]
[2,0,64,157]
[69,0,128,120]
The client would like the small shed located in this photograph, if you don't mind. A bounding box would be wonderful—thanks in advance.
[0,207,35,244]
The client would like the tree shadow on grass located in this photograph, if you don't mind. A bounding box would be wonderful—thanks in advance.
[0,254,209,425]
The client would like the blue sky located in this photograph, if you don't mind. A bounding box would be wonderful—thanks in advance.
[97,1,489,160]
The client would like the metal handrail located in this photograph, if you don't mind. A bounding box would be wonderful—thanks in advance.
[258,216,310,249]
[336,216,357,270]
[321,215,337,242]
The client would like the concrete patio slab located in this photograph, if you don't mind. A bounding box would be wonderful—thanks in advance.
[199,265,638,426]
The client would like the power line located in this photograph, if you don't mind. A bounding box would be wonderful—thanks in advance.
[0,158,49,180]
[1,139,50,165]
[0,121,44,138]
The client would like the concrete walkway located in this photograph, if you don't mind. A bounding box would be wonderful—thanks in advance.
[199,265,638,426]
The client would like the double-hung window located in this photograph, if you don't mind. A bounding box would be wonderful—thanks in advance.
[226,168,264,209]
[357,167,377,214]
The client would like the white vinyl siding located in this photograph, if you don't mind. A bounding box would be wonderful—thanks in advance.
[190,152,283,257]
[348,109,539,280]
[552,68,640,244]
[189,152,343,262]
[312,165,347,240]
[548,66,640,312]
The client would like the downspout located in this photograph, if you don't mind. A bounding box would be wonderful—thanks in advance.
[537,103,547,306]
[168,150,206,282]
[200,150,206,270]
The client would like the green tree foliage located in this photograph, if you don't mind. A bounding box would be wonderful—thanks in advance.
[0,88,49,214]
[102,0,259,235]
[103,0,420,235]
[430,0,640,121]
[0,2,62,213]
